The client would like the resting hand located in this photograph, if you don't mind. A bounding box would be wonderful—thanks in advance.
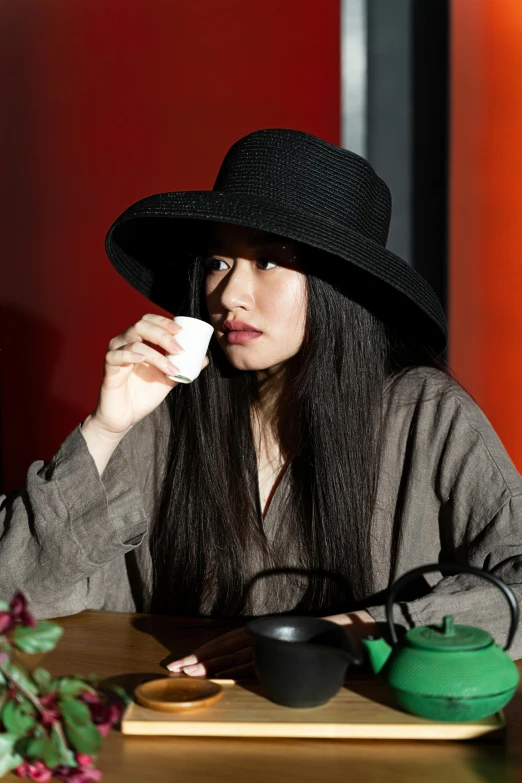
[166,610,376,679]
[167,626,255,679]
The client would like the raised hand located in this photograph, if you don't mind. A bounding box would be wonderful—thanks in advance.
[91,313,209,435]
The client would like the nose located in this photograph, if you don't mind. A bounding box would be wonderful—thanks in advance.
[218,261,255,311]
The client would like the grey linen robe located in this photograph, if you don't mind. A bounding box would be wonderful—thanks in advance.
[1,367,522,658]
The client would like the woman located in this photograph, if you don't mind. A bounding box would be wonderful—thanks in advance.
[1,129,521,679]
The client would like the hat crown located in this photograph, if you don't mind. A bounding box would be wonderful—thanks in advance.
[213,129,392,248]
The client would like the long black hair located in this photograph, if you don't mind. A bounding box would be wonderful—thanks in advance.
[150,245,450,616]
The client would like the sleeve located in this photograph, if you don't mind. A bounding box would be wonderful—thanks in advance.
[364,381,522,660]
[365,494,522,659]
[0,402,167,618]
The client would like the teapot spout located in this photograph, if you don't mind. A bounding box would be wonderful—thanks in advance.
[362,636,392,675]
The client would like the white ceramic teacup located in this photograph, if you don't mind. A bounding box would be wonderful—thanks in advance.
[166,316,214,384]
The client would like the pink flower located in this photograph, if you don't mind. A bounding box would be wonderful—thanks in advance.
[9,592,26,617]
[10,592,36,627]
[96,722,112,738]
[54,765,102,783]
[15,760,52,781]
[40,708,59,728]
[39,692,58,708]
[0,611,14,633]
[53,749,103,782]
[79,693,101,706]
[82,696,123,736]
[21,611,37,628]
[75,754,94,767]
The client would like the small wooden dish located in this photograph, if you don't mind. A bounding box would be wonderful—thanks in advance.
[134,678,224,713]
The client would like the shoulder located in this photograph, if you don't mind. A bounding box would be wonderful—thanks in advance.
[383,366,465,439]
[384,365,460,408]
[383,366,522,499]
[385,366,488,423]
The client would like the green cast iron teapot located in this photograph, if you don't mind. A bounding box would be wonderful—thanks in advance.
[362,564,520,722]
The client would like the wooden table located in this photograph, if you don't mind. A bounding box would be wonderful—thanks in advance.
[5,611,522,783]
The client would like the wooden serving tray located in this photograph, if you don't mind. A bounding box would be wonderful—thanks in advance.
[121,679,505,741]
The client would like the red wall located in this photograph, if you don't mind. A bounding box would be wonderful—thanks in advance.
[0,0,340,491]
[449,0,522,469]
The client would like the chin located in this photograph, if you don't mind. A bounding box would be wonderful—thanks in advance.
[227,357,274,371]
[226,355,288,373]
[218,345,276,372]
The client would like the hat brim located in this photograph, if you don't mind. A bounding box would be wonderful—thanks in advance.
[105,190,447,353]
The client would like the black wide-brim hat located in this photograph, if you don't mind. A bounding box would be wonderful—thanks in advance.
[105,128,447,354]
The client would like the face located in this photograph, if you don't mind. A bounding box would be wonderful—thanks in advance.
[203,223,307,373]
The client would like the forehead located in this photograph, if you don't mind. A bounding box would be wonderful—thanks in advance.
[206,223,291,249]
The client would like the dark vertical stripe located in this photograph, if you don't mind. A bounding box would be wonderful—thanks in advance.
[411,0,450,320]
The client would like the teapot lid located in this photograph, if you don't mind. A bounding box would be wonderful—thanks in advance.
[406,615,493,652]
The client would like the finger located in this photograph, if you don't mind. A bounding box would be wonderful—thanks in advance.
[167,641,248,673]
[134,315,184,351]
[106,343,180,377]
[111,317,184,356]
[105,349,146,366]
[182,646,253,677]
[167,628,248,671]
[141,313,182,336]
[103,349,147,378]
[213,662,256,680]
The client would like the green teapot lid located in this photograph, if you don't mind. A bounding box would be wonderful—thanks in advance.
[406,615,493,652]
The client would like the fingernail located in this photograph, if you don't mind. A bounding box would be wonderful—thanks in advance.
[169,340,184,353]
[166,363,179,375]
[183,664,205,676]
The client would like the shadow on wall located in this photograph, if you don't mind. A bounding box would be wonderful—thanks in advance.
[0,8,86,493]
[0,302,85,494]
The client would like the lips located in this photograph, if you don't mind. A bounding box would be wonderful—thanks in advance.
[225,330,262,344]
[222,320,262,333]
[222,319,263,345]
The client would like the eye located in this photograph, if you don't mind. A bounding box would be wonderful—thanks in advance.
[256,257,278,270]
[203,257,228,272]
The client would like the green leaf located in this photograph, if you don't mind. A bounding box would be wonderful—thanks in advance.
[12,621,63,654]
[1,661,38,695]
[0,732,17,755]
[79,673,100,686]
[51,725,77,767]
[32,723,46,740]
[17,696,35,713]
[0,748,23,776]
[0,732,23,775]
[1,699,36,736]
[32,668,52,693]
[57,677,97,699]
[63,719,102,756]
[26,735,60,769]
[0,602,9,612]
[58,697,91,728]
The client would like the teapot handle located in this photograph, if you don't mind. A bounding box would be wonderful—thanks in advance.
[385,563,519,651]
